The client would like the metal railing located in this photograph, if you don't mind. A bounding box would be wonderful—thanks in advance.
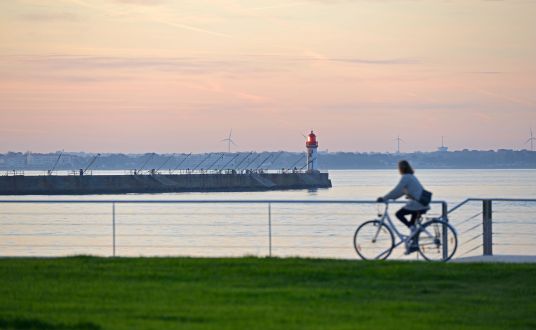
[2,170,25,176]
[0,199,448,258]
[448,198,536,257]
[2,198,534,259]
[4,169,311,176]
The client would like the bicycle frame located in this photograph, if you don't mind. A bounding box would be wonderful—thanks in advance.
[372,203,439,260]
[371,204,405,259]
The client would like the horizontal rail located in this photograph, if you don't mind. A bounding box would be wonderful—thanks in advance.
[0,198,449,259]
[447,198,536,257]
[0,199,447,205]
[2,197,535,258]
[449,198,536,214]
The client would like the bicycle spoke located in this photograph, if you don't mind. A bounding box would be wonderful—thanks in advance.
[374,247,392,260]
[420,228,435,239]
[372,225,383,241]
[419,242,441,247]
[417,220,458,262]
[354,220,394,260]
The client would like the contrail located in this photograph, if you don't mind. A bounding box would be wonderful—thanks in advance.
[156,19,231,38]
[245,2,310,11]
[63,0,231,38]
[476,89,534,107]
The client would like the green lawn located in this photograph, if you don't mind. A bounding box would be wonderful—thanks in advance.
[0,257,535,330]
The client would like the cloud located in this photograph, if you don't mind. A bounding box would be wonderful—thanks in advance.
[63,0,230,38]
[322,58,420,65]
[307,0,423,3]
[19,12,80,22]
[4,54,420,80]
[476,89,535,107]
[314,101,475,113]
[7,55,278,75]
[114,0,164,5]
[295,49,420,65]
[0,53,423,88]
[465,71,504,75]
[240,2,310,11]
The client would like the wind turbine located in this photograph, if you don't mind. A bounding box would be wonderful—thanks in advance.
[395,135,405,154]
[526,128,536,152]
[221,129,237,153]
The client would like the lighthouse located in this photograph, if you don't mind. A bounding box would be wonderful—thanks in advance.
[306,130,319,173]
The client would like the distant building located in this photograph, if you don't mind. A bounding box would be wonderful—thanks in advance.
[6,156,26,168]
[24,152,73,168]
[437,137,448,152]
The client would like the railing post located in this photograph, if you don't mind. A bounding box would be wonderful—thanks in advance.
[483,200,493,256]
[112,202,116,257]
[268,202,272,257]
[442,202,448,260]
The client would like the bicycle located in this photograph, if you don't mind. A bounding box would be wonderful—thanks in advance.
[353,202,458,261]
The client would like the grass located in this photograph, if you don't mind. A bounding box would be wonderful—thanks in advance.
[0,257,535,330]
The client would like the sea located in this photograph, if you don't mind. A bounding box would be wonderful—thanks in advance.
[1,169,535,259]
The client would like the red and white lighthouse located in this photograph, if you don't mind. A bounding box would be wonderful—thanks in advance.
[306,130,319,172]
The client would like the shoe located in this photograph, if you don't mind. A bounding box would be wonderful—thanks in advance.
[405,231,420,255]
[404,226,417,254]
[404,244,419,255]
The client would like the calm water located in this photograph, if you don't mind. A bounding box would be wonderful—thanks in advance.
[1,169,535,258]
[6,169,536,202]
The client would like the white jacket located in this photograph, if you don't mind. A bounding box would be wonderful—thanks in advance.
[383,174,429,211]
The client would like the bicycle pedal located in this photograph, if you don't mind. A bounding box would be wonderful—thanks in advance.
[404,247,419,255]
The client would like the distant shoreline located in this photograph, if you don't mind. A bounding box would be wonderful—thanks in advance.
[1,150,535,171]
[322,167,536,170]
[3,167,535,173]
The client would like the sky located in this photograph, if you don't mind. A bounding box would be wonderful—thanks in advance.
[1,0,535,153]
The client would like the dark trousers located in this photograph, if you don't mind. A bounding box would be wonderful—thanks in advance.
[395,208,425,228]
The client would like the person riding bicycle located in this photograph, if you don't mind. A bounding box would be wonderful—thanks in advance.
[377,160,432,254]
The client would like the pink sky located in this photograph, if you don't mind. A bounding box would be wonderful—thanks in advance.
[1,0,535,153]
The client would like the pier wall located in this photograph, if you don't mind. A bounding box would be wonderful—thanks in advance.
[0,173,331,195]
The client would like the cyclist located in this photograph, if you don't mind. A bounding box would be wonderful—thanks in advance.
[377,160,431,253]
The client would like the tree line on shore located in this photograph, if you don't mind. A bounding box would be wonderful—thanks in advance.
[1,149,535,171]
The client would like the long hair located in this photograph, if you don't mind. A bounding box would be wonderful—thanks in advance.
[398,160,414,175]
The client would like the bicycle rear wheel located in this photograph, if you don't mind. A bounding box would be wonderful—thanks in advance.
[354,220,394,260]
[417,219,458,262]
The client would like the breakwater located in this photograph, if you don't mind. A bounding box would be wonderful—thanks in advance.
[0,172,332,195]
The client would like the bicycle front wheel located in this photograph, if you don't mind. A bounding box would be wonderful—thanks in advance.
[354,220,394,260]
[417,220,458,262]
